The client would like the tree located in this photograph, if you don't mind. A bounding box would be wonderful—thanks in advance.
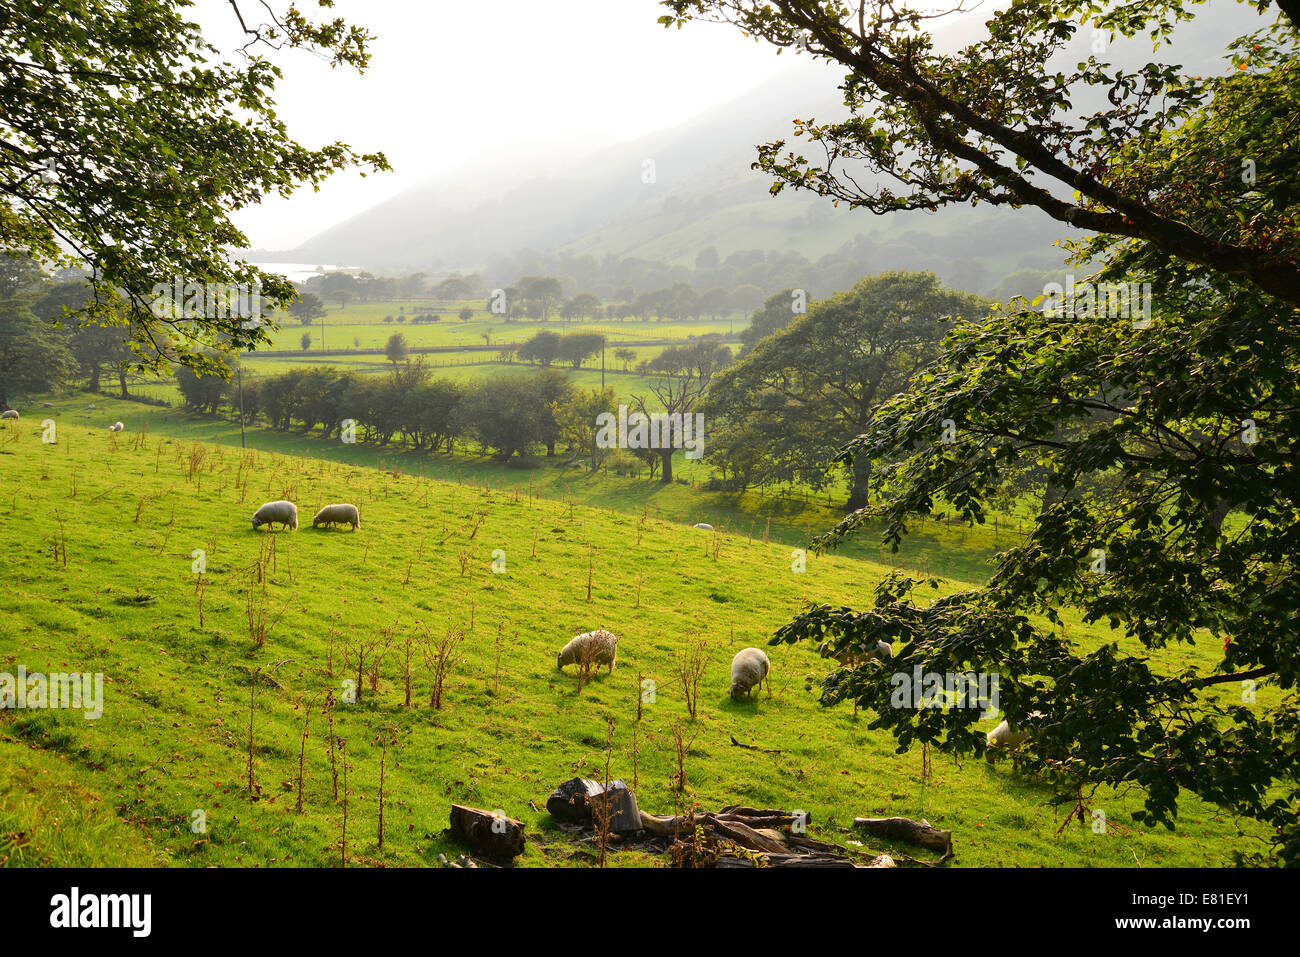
[660,0,1300,306]
[563,292,602,322]
[35,279,131,394]
[731,284,764,318]
[738,287,801,355]
[289,293,326,326]
[517,276,565,320]
[705,273,981,508]
[301,332,313,351]
[665,0,1300,863]
[554,386,619,470]
[1,3,387,374]
[558,331,606,370]
[0,296,72,406]
[454,375,546,460]
[518,330,562,367]
[614,347,637,371]
[175,351,232,415]
[635,336,732,483]
[699,286,731,319]
[385,332,409,365]
[400,272,428,299]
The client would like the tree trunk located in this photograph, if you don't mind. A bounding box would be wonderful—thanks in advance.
[659,448,673,484]
[845,454,871,510]
[87,365,101,393]
[117,366,129,399]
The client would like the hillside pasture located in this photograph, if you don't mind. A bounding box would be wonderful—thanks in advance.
[0,418,1270,867]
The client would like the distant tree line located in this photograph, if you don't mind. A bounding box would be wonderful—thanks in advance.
[175,358,652,468]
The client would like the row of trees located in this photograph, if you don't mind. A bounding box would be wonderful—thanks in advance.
[298,271,487,310]
[176,358,632,467]
[489,276,766,323]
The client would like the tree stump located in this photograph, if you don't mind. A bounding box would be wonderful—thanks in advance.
[449,804,525,861]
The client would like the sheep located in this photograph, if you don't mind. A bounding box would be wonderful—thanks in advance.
[985,711,1044,763]
[251,500,298,531]
[556,629,618,674]
[693,523,714,530]
[729,647,770,701]
[108,422,124,432]
[312,503,360,531]
[0,410,18,420]
[818,638,892,667]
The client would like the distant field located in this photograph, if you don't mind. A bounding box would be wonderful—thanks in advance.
[260,300,742,353]
[0,418,1270,867]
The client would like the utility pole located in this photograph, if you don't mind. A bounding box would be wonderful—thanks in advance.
[601,345,605,391]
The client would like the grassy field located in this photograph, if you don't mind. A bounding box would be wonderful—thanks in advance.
[261,300,741,353]
[0,413,1272,868]
[39,393,1016,582]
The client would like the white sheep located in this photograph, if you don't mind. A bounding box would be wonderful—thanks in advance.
[985,712,1044,763]
[251,500,298,531]
[108,422,124,432]
[819,639,892,667]
[556,629,618,674]
[0,410,18,420]
[729,647,770,701]
[312,503,360,531]
[693,523,714,530]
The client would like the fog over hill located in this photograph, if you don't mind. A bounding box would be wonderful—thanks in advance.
[268,1,1261,296]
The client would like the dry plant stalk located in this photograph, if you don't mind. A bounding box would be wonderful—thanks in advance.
[247,668,260,796]
[675,637,711,720]
[592,717,616,868]
[296,692,321,813]
[324,692,339,801]
[421,628,465,710]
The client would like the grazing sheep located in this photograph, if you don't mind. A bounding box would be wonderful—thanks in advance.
[251,500,298,532]
[556,629,618,674]
[985,712,1044,763]
[730,647,770,701]
[108,422,124,432]
[692,523,714,530]
[0,410,18,420]
[819,639,892,667]
[312,503,360,531]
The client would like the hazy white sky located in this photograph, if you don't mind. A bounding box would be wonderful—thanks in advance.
[203,0,803,252]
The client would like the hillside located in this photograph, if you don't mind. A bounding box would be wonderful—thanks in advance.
[0,419,1270,867]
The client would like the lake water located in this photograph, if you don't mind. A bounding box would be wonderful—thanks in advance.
[251,262,358,285]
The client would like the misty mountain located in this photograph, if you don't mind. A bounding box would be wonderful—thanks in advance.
[272,2,1260,296]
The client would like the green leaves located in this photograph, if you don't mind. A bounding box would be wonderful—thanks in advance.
[2,0,389,375]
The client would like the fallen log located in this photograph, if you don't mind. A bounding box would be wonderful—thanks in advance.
[449,804,525,861]
[708,818,791,855]
[729,734,789,754]
[717,806,811,829]
[853,816,952,852]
